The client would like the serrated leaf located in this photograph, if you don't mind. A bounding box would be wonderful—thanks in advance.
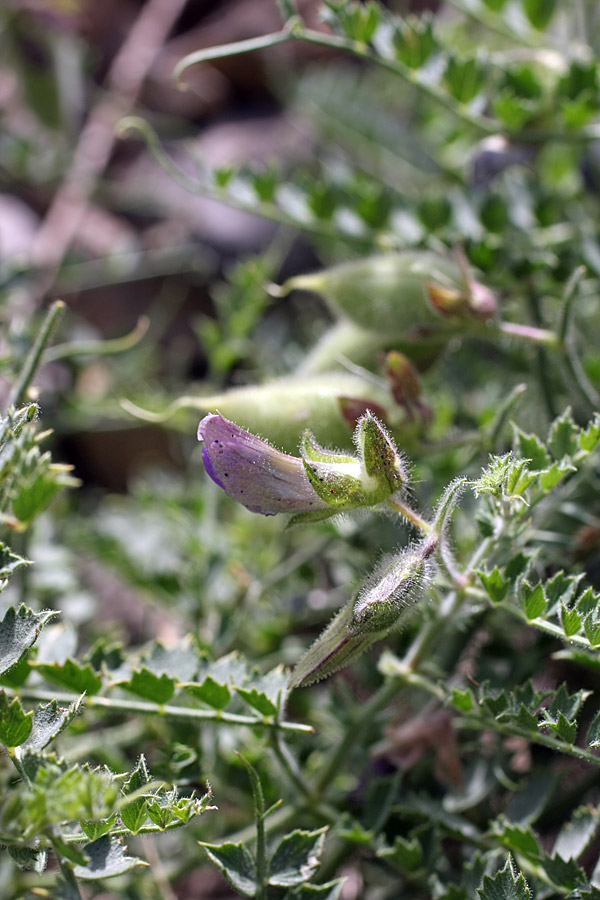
[201,842,256,898]
[561,605,582,638]
[235,685,277,716]
[121,756,150,834]
[181,676,231,709]
[548,683,588,721]
[8,844,48,873]
[513,427,550,470]
[35,658,102,695]
[505,553,528,581]
[81,814,117,842]
[516,704,538,732]
[539,461,575,492]
[541,852,586,890]
[0,542,30,583]
[73,836,144,880]
[235,666,288,716]
[549,711,577,744]
[587,709,600,747]
[477,856,531,899]
[283,880,345,899]
[23,698,82,751]
[495,822,541,858]
[478,568,508,604]
[523,583,546,620]
[269,827,328,887]
[377,835,423,872]
[118,667,176,704]
[0,605,56,676]
[0,690,33,746]
[451,687,474,712]
[548,408,578,459]
[553,806,598,862]
[51,835,90,867]
[579,414,600,452]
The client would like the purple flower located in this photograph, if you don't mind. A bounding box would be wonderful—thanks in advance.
[197,413,330,517]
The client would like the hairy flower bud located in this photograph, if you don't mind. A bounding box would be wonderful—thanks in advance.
[290,538,436,688]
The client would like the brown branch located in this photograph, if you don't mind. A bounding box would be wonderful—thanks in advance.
[29,0,189,302]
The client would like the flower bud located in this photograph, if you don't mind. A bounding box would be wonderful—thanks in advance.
[352,540,435,633]
[290,538,436,688]
[271,250,496,338]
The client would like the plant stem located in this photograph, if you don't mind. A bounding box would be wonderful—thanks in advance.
[270,731,313,801]
[9,686,313,734]
[386,497,431,533]
[8,301,65,410]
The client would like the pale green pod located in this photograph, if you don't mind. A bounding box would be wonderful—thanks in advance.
[272,251,496,338]
[123,373,399,453]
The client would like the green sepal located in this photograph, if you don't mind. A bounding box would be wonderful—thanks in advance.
[357,413,407,495]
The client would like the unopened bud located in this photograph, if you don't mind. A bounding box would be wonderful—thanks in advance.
[352,539,435,632]
[290,538,436,688]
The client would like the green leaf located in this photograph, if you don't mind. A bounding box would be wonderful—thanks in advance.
[35,658,102,695]
[516,704,538,732]
[283,880,345,899]
[553,806,598,862]
[478,568,508,604]
[513,427,550,470]
[451,687,474,712]
[235,685,277,716]
[523,583,546,620]
[495,822,541,858]
[444,55,486,104]
[377,835,424,872]
[547,683,588,722]
[541,853,586,890]
[7,844,47,873]
[24,698,82,751]
[81,814,117,842]
[547,408,578,459]
[201,842,256,898]
[477,856,531,899]
[0,605,57,676]
[523,0,558,30]
[181,676,231,709]
[73,836,144,880]
[392,16,436,69]
[118,667,176,704]
[579,414,600,452]
[269,827,328,887]
[560,604,581,638]
[0,691,33,746]
[120,756,151,834]
[235,665,288,716]
[539,461,575,492]
[549,711,577,744]
[0,542,30,584]
[587,709,600,747]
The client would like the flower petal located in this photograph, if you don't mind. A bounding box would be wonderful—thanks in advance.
[198,413,329,516]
